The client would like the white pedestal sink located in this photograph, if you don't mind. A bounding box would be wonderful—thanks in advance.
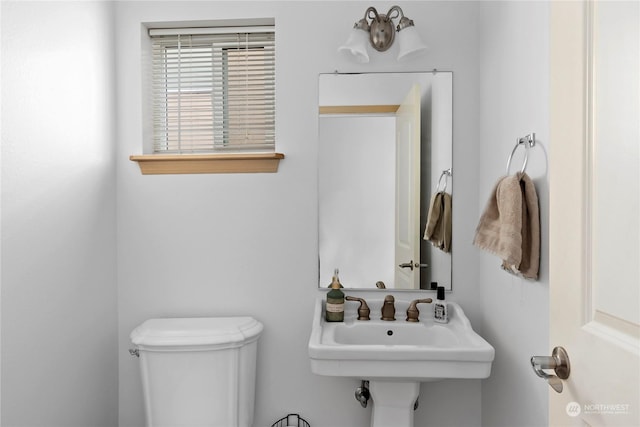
[308,297,494,427]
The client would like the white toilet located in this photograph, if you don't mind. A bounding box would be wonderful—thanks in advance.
[130,316,263,427]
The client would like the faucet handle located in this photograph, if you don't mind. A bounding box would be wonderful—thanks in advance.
[406,298,433,322]
[345,296,371,321]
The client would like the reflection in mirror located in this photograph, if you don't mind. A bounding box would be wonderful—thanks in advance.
[318,72,453,290]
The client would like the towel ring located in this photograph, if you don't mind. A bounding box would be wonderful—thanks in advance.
[436,168,452,193]
[506,133,536,175]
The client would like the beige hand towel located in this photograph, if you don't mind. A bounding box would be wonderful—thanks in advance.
[473,172,540,279]
[424,191,452,253]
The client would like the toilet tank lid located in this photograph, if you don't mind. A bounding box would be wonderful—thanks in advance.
[130,316,263,348]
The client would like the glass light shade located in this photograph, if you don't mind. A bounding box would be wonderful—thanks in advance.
[338,28,370,63]
[396,26,428,61]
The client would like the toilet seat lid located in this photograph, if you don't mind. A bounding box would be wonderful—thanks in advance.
[130,316,263,348]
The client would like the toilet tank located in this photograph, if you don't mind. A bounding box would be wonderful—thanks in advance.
[130,317,263,427]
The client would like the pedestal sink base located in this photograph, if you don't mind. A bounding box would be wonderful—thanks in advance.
[369,380,420,427]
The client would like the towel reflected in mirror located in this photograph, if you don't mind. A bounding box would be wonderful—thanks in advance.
[424,191,452,253]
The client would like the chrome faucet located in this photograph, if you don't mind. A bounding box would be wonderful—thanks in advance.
[381,295,396,321]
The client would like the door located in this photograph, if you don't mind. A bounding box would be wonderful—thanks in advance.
[549,1,639,425]
[394,85,421,289]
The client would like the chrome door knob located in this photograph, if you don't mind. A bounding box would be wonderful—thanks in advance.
[530,346,571,393]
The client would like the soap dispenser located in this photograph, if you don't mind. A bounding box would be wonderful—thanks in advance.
[434,286,448,323]
[325,269,345,322]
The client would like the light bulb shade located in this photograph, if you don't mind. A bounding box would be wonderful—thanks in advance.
[338,28,370,63]
[396,26,428,61]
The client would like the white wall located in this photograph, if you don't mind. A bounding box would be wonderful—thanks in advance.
[115,2,482,426]
[0,1,118,426]
[477,2,550,426]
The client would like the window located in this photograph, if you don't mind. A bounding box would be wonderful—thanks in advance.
[149,26,275,153]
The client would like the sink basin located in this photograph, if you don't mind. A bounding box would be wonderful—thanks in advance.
[333,319,460,346]
[308,297,495,381]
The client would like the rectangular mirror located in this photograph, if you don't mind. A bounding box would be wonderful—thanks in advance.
[318,72,453,290]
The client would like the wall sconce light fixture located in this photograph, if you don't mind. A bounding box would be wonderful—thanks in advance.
[339,5,428,63]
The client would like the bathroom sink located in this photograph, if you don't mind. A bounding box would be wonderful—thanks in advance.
[308,298,494,381]
[333,319,460,346]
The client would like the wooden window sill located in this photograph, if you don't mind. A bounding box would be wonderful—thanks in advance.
[129,153,284,175]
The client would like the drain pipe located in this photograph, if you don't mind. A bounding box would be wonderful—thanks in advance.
[355,380,419,411]
[355,380,370,408]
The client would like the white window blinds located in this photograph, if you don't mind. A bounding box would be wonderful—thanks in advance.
[150,27,275,153]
